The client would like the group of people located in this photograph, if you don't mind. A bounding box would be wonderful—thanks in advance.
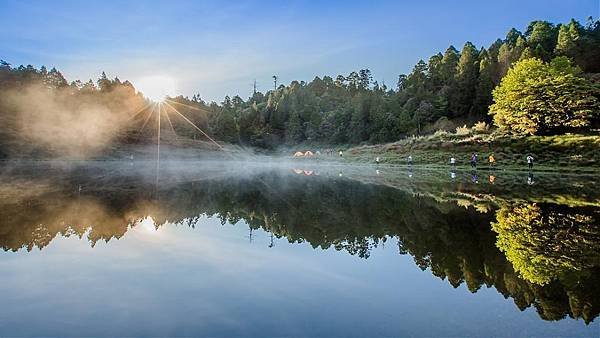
[388,153,536,170]
[466,153,535,170]
[320,149,345,157]
[372,154,538,186]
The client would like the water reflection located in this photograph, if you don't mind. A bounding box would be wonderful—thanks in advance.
[493,203,600,285]
[0,161,598,329]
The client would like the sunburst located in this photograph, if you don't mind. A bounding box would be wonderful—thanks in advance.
[134,75,177,103]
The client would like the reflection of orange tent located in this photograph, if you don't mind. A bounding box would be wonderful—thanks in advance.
[293,151,304,157]
[304,151,314,157]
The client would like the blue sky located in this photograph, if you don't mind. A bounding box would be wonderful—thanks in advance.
[0,0,598,101]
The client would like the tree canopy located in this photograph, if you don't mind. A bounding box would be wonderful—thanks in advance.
[489,57,600,135]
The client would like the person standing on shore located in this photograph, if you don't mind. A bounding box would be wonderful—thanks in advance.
[450,156,456,169]
[527,154,534,170]
[408,155,413,166]
[470,153,477,169]
[488,154,495,169]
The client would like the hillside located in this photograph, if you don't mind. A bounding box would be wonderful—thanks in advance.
[346,126,600,170]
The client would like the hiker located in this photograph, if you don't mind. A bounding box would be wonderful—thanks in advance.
[470,153,477,169]
[488,154,496,168]
[450,156,456,168]
[527,154,534,170]
[339,150,343,157]
[375,156,380,165]
[408,155,413,166]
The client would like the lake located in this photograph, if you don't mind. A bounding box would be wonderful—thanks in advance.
[0,160,598,337]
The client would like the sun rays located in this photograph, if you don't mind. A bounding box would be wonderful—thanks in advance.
[124,97,296,219]
[129,99,223,152]
[163,101,223,150]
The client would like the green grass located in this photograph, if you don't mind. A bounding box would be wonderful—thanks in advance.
[344,131,600,172]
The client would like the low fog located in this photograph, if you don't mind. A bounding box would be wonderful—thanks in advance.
[0,82,144,158]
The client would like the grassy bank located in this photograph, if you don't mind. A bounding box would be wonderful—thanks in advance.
[344,129,600,172]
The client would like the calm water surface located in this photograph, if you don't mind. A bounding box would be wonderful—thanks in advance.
[0,161,598,337]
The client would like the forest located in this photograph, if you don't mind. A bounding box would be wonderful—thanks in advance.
[1,18,599,155]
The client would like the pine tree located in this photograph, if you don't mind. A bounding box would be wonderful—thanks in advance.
[454,42,480,117]
[97,71,112,92]
[526,21,558,61]
[472,49,495,117]
[285,110,303,144]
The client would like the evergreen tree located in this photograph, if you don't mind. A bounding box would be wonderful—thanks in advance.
[285,110,303,144]
[472,49,495,117]
[555,21,579,56]
[525,21,558,60]
[97,71,112,92]
[454,42,480,117]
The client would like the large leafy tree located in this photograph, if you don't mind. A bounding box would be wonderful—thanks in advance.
[489,57,599,135]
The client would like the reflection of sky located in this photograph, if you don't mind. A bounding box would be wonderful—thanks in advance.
[0,216,594,337]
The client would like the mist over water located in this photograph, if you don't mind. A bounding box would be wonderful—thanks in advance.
[0,158,598,337]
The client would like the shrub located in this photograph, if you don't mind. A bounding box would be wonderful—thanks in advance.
[472,121,489,133]
[455,125,470,135]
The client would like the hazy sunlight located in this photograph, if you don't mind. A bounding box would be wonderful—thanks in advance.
[135,75,177,102]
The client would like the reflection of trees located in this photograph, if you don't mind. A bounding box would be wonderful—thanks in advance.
[402,212,600,324]
[0,168,598,324]
[492,203,600,285]
[0,196,136,251]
